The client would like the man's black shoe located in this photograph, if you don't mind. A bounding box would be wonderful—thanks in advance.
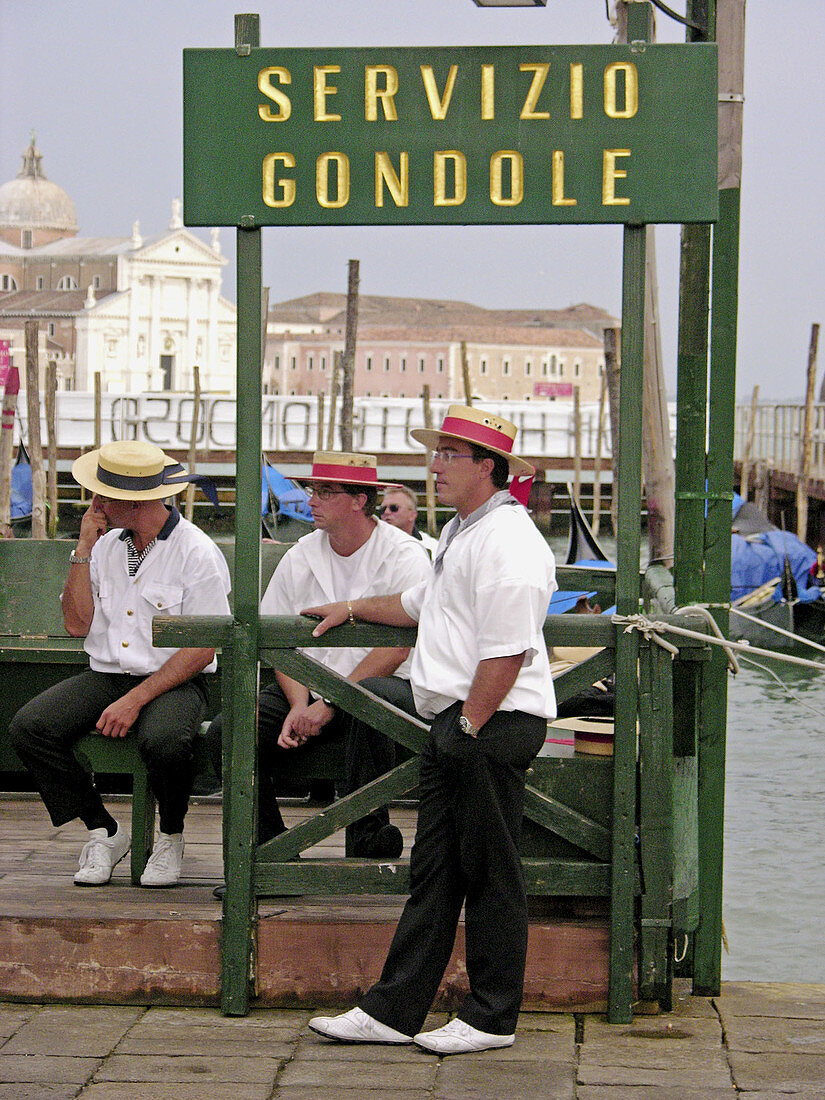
[353,823,404,859]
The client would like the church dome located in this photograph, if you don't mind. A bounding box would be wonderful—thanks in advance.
[0,136,78,237]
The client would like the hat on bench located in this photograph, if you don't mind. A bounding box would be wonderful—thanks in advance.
[72,441,191,501]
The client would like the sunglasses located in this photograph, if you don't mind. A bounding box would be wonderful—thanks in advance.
[380,503,401,514]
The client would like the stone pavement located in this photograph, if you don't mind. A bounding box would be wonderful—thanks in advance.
[2,981,825,1099]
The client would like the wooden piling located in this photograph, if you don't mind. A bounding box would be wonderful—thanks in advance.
[327,351,341,450]
[24,321,46,539]
[316,393,325,451]
[185,365,201,522]
[573,385,582,505]
[0,368,19,538]
[592,372,607,535]
[45,362,58,537]
[340,260,359,452]
[797,324,819,541]
[460,342,473,404]
[603,327,621,537]
[739,384,759,500]
[422,385,437,537]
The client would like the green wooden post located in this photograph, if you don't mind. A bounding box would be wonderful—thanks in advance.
[695,0,742,985]
[221,11,263,1017]
[609,223,646,1024]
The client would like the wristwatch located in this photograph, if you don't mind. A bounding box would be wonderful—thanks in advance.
[69,551,92,564]
[458,714,479,739]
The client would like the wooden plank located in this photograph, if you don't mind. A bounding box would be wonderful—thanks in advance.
[552,648,615,707]
[637,642,674,1005]
[259,757,421,865]
[254,858,611,897]
[523,785,611,862]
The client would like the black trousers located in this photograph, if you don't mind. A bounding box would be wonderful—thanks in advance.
[204,678,399,846]
[357,678,546,1037]
[9,669,208,835]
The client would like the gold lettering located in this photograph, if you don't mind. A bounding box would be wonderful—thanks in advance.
[490,151,524,207]
[552,151,576,206]
[375,151,408,206]
[519,63,550,120]
[316,152,350,209]
[604,62,638,119]
[602,149,631,205]
[421,65,458,120]
[569,63,583,120]
[481,64,495,120]
[365,66,399,121]
[314,65,341,122]
[262,153,296,208]
[434,151,467,206]
[258,67,292,122]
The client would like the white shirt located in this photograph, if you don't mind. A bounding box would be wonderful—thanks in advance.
[260,517,432,681]
[85,509,231,675]
[401,497,558,720]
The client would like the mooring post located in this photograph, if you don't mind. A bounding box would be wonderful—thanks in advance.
[221,10,263,1018]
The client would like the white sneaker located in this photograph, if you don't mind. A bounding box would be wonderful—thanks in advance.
[140,832,184,887]
[413,1018,515,1055]
[73,824,131,886]
[309,1007,412,1044]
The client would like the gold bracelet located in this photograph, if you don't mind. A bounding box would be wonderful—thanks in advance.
[347,600,355,624]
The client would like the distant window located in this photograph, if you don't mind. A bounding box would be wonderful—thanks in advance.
[290,356,297,371]
[93,275,101,290]
[400,357,406,372]
[308,356,314,372]
[437,357,444,373]
[56,275,78,291]
[21,230,32,249]
[384,356,390,372]
[160,354,173,389]
[418,357,425,373]
[574,362,581,378]
[48,322,56,337]
[480,358,488,376]
[366,356,373,372]
[321,356,326,372]
[525,359,532,376]
[1,274,18,291]
[36,275,45,289]
[502,359,511,377]
[559,362,565,377]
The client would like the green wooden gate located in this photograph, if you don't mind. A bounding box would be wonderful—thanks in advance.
[158,6,731,1022]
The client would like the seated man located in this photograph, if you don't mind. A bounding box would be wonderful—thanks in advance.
[206,451,431,863]
[10,441,231,888]
[379,485,438,557]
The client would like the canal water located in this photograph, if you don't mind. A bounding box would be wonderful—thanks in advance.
[723,653,825,983]
[547,531,825,984]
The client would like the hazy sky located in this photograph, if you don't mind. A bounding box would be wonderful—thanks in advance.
[2,1,823,399]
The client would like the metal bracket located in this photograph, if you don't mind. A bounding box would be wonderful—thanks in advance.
[719,93,745,103]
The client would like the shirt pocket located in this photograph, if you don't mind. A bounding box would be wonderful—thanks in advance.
[141,583,185,617]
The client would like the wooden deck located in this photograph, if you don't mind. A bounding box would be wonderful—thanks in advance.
[0,794,612,1013]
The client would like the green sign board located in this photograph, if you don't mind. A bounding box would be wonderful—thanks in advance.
[183,44,717,228]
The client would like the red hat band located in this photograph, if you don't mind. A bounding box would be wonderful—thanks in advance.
[310,462,379,485]
[440,415,515,455]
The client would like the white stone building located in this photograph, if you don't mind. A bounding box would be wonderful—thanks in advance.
[0,137,236,395]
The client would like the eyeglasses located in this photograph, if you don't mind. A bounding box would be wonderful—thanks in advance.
[379,503,401,514]
[429,449,474,466]
[306,485,348,501]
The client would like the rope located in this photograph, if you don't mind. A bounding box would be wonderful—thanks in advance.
[729,605,825,657]
[611,610,825,674]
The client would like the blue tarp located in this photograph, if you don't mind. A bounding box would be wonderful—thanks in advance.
[731,530,820,603]
[261,463,313,523]
[10,447,31,520]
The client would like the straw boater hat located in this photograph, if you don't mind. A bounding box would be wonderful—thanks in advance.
[72,441,191,501]
[410,405,534,477]
[302,451,396,489]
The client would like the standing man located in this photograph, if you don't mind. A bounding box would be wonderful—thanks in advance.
[206,451,431,864]
[304,406,557,1055]
[10,441,231,887]
[379,485,438,557]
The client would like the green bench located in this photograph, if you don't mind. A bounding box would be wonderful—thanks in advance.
[0,536,293,880]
